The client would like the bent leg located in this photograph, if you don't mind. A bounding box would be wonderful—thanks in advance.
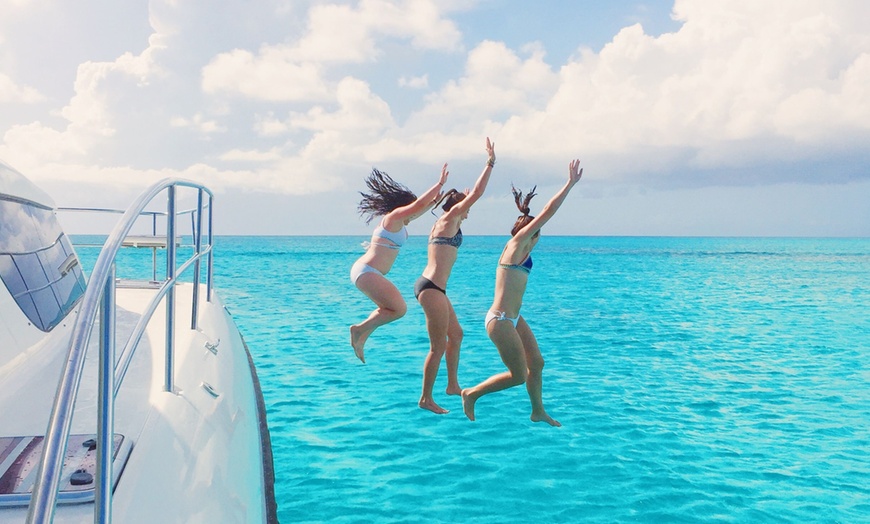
[517,316,560,427]
[461,320,528,421]
[418,289,450,414]
[350,271,407,363]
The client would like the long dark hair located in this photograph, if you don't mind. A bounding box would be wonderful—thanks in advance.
[357,168,417,224]
[431,189,466,216]
[510,184,537,236]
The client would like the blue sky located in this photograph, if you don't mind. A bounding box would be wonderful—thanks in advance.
[1,0,868,236]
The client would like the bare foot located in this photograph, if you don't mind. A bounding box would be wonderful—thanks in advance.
[461,389,476,421]
[350,325,367,363]
[445,384,462,396]
[419,398,449,414]
[531,411,561,427]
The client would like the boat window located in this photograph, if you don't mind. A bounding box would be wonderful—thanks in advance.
[0,198,86,331]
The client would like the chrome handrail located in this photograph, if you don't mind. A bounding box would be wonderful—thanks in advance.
[26,178,214,524]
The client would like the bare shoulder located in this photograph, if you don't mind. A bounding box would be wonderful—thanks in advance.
[381,210,407,231]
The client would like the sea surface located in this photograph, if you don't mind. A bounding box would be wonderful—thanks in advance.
[81,235,870,523]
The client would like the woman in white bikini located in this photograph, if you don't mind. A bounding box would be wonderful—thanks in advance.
[415,138,496,414]
[462,158,583,426]
[350,165,449,363]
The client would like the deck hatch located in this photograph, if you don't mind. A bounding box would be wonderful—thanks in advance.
[0,434,132,507]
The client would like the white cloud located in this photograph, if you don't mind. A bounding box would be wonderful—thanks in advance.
[774,52,870,142]
[462,0,870,184]
[200,0,462,102]
[169,113,225,134]
[403,40,558,136]
[0,0,35,7]
[201,49,332,102]
[290,3,379,63]
[218,148,283,163]
[363,0,463,51]
[288,77,394,134]
[291,0,462,62]
[399,74,428,89]
[1,122,83,166]
[0,74,44,103]
[0,25,164,175]
[254,112,290,136]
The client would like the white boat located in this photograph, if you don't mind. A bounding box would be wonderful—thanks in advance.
[0,161,278,523]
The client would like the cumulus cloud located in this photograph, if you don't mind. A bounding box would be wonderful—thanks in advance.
[289,77,395,134]
[0,47,163,174]
[253,113,291,137]
[0,74,44,103]
[201,49,332,102]
[487,0,870,183]
[169,113,226,134]
[411,40,558,126]
[201,0,462,102]
[399,75,428,89]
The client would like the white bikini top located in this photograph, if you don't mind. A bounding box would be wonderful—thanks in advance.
[371,221,408,249]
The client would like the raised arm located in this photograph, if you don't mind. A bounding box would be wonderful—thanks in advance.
[516,159,583,240]
[386,164,450,226]
[453,137,496,214]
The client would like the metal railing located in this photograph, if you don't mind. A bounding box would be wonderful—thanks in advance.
[58,206,202,282]
[26,179,215,524]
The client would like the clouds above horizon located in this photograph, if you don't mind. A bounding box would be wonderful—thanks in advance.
[1,0,869,202]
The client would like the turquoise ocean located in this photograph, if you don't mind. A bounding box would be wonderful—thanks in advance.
[82,235,870,523]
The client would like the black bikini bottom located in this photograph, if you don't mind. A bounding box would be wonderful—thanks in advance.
[414,276,446,299]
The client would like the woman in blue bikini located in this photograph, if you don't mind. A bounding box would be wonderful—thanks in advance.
[462,158,583,426]
[415,137,496,414]
[350,165,449,363]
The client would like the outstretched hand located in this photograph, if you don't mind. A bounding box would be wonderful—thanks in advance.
[439,163,450,186]
[568,159,583,186]
[486,137,496,166]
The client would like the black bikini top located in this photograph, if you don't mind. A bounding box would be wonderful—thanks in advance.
[429,228,463,248]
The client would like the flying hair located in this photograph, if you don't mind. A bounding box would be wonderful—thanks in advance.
[512,184,537,215]
[357,168,417,224]
[510,184,537,236]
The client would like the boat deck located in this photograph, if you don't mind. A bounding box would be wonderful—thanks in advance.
[0,282,269,523]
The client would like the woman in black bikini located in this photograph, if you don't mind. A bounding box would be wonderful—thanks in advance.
[415,138,496,414]
[462,158,583,426]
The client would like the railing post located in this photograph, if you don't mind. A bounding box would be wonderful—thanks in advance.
[191,188,204,329]
[206,193,214,302]
[151,212,158,282]
[164,185,177,392]
[95,263,116,523]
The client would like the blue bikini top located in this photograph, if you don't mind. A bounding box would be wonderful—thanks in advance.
[498,254,532,274]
